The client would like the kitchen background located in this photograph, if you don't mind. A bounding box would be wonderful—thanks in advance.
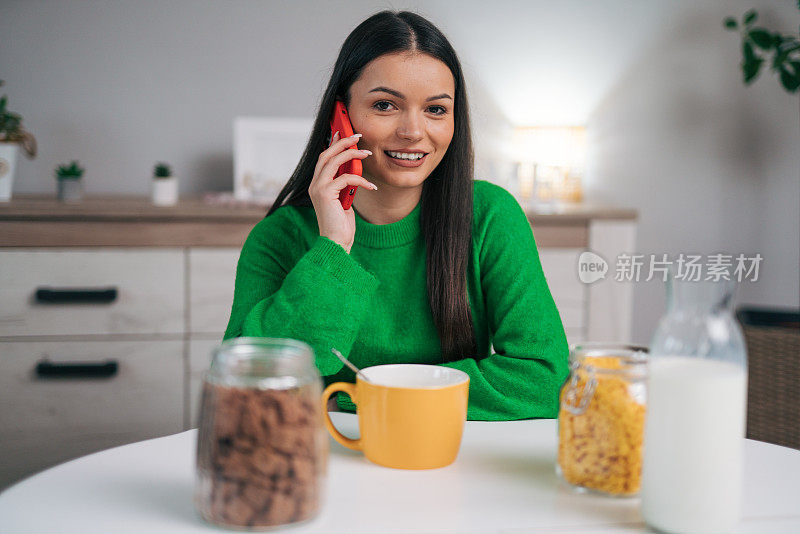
[0,0,798,489]
[2,0,797,343]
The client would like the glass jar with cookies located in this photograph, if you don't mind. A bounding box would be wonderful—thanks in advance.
[556,343,648,497]
[194,337,327,530]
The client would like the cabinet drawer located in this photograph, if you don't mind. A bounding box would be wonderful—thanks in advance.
[0,249,184,337]
[189,248,239,335]
[0,339,183,490]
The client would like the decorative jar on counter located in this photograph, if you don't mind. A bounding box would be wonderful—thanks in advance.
[557,343,648,497]
[194,337,328,530]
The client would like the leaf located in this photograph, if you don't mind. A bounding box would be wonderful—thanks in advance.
[777,38,800,54]
[743,9,758,26]
[749,29,774,50]
[779,65,800,92]
[743,41,758,61]
[743,55,764,83]
[724,17,738,30]
[773,49,790,69]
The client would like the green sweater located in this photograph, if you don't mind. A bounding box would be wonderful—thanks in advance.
[223,180,569,421]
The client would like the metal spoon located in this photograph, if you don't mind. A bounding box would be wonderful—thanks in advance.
[331,348,370,383]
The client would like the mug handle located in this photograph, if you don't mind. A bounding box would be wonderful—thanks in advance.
[321,382,362,451]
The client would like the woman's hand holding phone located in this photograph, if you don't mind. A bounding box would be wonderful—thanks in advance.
[308,132,377,254]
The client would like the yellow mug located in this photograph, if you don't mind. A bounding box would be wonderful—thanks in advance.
[321,364,470,470]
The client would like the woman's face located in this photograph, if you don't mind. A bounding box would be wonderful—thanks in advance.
[346,52,456,191]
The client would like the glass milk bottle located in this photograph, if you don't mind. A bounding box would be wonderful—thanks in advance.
[641,270,748,534]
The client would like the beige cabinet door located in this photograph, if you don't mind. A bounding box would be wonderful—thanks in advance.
[0,340,184,490]
[0,249,184,337]
[539,248,586,344]
[187,337,219,429]
[188,248,240,335]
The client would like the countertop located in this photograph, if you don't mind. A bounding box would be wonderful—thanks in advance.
[0,194,638,223]
[0,195,637,248]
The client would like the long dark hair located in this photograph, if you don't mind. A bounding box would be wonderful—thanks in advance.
[267,10,476,362]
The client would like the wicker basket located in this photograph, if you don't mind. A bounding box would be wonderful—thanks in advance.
[737,308,800,451]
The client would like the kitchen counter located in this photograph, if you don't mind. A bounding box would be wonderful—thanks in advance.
[0,194,637,248]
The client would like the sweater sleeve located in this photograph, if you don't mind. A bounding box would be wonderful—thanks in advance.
[223,209,380,376]
[440,184,569,421]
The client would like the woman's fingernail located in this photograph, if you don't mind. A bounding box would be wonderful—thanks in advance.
[333,131,339,141]
[352,133,362,138]
[362,150,372,155]
[370,183,378,190]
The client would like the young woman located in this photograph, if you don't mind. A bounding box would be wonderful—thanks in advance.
[223,10,568,421]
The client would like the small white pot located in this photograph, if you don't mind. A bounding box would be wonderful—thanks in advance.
[57,178,83,202]
[152,176,178,206]
[0,142,20,202]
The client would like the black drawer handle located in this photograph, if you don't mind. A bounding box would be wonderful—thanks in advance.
[35,287,118,304]
[35,359,119,379]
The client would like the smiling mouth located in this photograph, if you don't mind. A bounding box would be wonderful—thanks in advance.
[384,150,428,161]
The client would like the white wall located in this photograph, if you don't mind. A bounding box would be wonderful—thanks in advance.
[584,1,799,342]
[2,0,797,343]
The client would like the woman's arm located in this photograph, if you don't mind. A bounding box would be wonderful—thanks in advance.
[223,209,379,376]
[440,183,570,421]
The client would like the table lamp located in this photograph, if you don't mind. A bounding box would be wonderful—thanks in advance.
[512,126,586,206]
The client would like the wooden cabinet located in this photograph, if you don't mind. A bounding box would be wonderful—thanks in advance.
[188,248,240,335]
[0,339,184,488]
[0,195,636,490]
[539,248,586,343]
[0,250,185,336]
[0,247,235,490]
[187,248,240,429]
[188,337,221,429]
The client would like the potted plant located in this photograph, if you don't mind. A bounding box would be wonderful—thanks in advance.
[151,161,177,206]
[724,8,800,93]
[55,160,84,202]
[0,79,37,201]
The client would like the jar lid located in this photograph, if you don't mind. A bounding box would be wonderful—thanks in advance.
[569,342,649,378]
[206,337,317,389]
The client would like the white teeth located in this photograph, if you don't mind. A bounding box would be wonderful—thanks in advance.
[387,151,425,160]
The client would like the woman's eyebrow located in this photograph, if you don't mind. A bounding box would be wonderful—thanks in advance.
[368,86,453,101]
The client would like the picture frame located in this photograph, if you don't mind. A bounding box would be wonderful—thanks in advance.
[233,117,314,202]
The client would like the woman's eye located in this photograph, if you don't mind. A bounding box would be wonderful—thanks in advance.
[427,105,447,115]
[373,100,395,112]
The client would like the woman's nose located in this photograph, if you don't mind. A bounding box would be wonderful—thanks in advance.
[396,112,423,141]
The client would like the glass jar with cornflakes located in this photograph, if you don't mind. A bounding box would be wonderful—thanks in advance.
[557,343,648,497]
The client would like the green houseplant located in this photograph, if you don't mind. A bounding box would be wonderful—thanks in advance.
[724,7,800,93]
[0,79,37,201]
[154,162,172,179]
[151,161,177,206]
[55,160,84,202]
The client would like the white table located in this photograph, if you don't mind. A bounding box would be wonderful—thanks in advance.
[1,413,798,533]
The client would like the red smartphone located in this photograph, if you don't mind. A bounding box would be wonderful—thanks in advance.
[329,100,361,210]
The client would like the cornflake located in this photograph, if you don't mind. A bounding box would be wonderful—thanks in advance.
[558,355,646,496]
